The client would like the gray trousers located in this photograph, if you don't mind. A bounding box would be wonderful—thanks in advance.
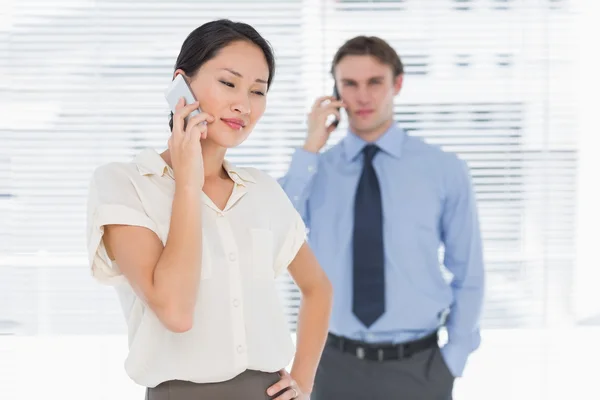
[146,370,285,400]
[313,341,454,400]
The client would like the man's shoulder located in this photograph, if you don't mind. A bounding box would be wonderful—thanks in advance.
[405,134,464,168]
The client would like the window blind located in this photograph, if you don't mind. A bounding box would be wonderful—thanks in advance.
[0,0,577,335]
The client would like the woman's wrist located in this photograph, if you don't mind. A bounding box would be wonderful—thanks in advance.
[290,370,313,395]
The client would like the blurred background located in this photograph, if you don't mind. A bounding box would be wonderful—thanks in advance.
[1,0,599,399]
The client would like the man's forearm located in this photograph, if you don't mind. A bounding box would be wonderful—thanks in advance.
[278,148,319,220]
[440,159,485,377]
[442,278,485,377]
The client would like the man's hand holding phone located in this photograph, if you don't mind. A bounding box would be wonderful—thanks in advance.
[304,95,345,154]
[168,97,214,189]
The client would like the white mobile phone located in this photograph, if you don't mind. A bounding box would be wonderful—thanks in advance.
[164,74,201,119]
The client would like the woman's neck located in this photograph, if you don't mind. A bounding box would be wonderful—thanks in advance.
[201,140,228,181]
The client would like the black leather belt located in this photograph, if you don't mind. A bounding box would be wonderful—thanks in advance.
[326,331,438,362]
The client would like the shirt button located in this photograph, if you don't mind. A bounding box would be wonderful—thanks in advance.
[232,298,240,307]
[237,345,244,354]
[229,253,237,262]
[307,165,315,173]
[293,195,299,201]
[217,212,224,217]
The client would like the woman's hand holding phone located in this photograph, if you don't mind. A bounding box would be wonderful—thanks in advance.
[168,97,214,189]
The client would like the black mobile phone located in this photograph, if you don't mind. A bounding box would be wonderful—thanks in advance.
[332,84,341,127]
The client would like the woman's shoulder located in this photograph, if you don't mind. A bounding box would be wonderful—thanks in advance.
[242,166,272,183]
[234,165,297,213]
[231,165,281,192]
[90,160,143,193]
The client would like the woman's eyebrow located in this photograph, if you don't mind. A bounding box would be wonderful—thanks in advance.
[220,68,268,84]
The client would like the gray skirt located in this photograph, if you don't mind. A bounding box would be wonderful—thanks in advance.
[146,370,285,400]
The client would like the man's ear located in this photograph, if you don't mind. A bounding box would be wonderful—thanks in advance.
[393,74,404,95]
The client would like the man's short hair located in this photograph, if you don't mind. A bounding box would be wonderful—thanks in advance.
[331,36,404,77]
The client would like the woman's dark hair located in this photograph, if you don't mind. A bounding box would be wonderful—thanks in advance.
[168,19,276,131]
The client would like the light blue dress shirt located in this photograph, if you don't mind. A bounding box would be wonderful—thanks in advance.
[279,124,485,377]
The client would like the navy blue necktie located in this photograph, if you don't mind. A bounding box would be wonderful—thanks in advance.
[352,144,385,328]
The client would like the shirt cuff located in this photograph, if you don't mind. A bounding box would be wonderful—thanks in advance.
[274,212,307,277]
[88,203,158,285]
[287,148,319,180]
[440,340,472,378]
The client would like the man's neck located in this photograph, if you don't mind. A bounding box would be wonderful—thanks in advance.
[351,119,394,143]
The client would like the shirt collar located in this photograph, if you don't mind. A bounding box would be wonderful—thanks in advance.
[223,159,256,186]
[135,148,173,178]
[342,124,405,162]
[134,148,256,186]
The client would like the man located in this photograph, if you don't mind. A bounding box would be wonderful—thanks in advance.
[279,36,485,399]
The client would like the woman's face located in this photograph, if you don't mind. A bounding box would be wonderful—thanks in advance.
[176,40,270,149]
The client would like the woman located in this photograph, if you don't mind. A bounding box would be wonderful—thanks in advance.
[86,19,332,399]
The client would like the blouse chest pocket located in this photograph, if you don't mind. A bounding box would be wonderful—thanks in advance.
[250,228,275,280]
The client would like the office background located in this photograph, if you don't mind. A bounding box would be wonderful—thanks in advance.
[1,0,599,399]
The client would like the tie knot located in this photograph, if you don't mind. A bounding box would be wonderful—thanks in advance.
[362,144,379,162]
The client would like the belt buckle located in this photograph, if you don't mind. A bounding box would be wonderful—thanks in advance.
[356,346,365,360]
[377,348,384,362]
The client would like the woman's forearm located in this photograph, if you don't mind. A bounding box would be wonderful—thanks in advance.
[152,185,203,331]
[290,281,333,394]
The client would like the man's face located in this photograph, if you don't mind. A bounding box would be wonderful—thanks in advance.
[334,55,403,139]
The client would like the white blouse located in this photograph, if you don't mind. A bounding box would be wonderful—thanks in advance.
[86,148,306,388]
